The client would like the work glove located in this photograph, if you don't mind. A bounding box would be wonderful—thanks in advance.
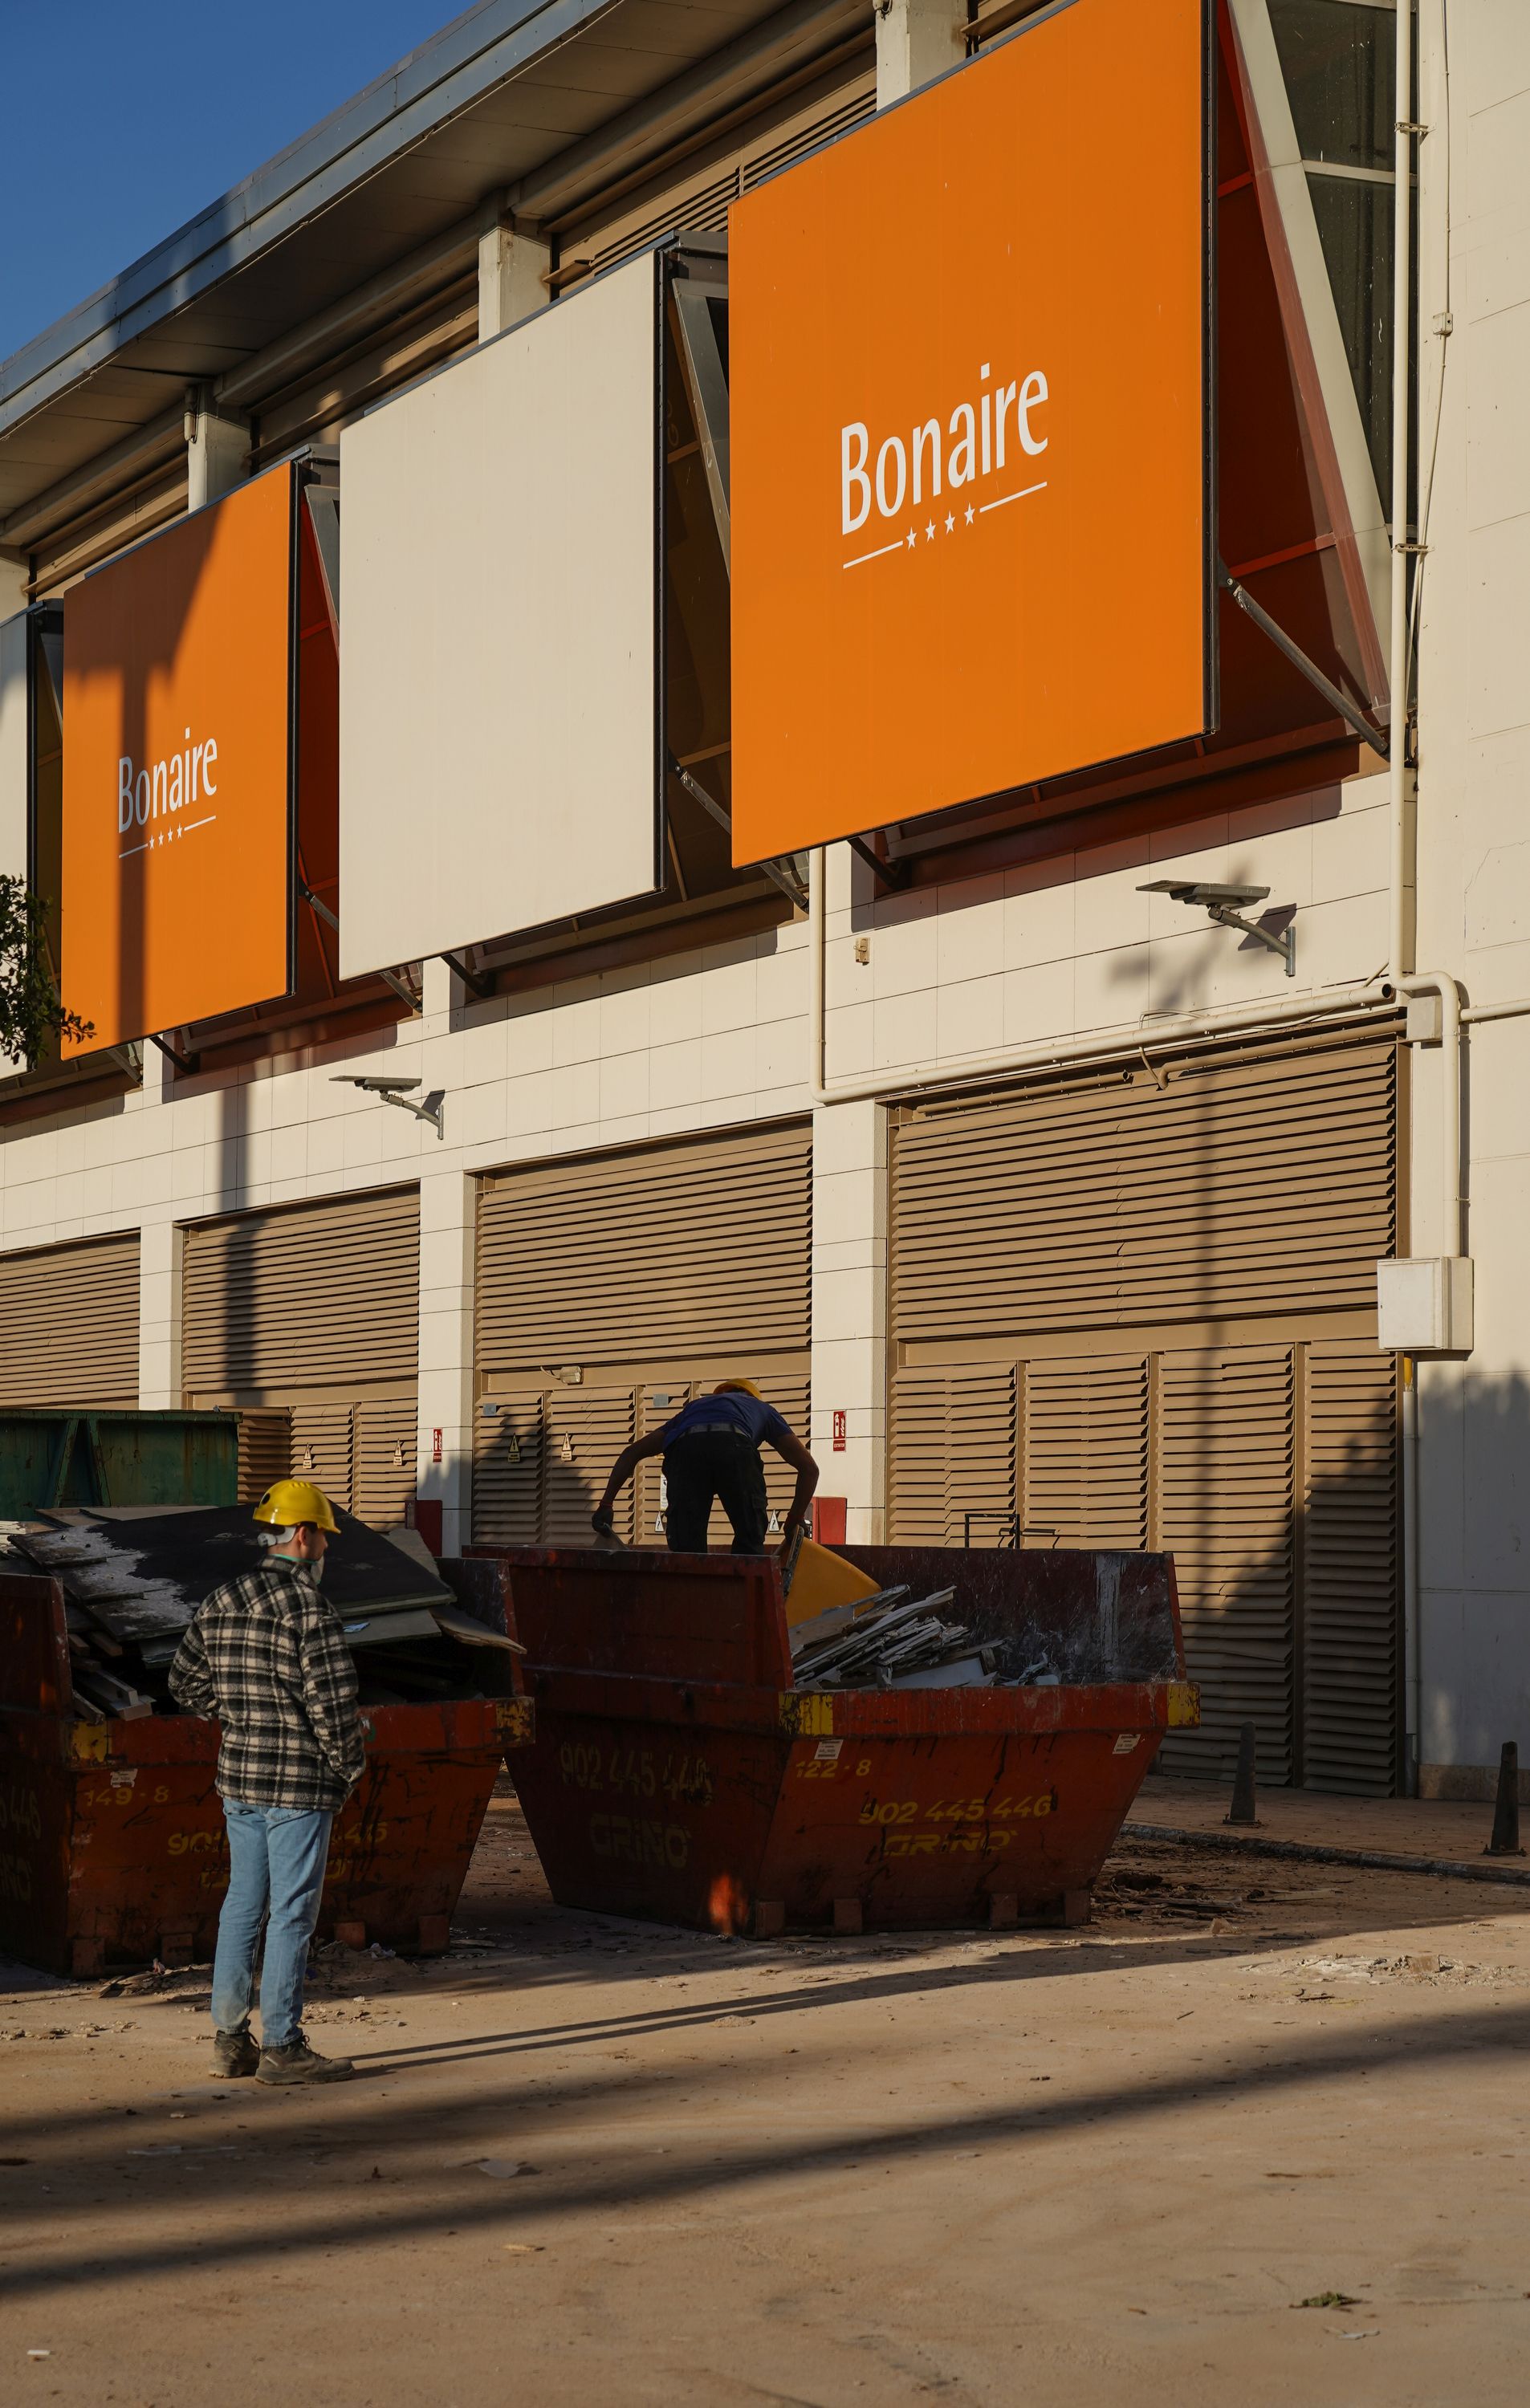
[591,1508,616,1539]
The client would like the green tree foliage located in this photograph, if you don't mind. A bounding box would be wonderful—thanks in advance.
[0,875,92,1063]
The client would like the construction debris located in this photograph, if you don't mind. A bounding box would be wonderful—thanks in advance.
[6,1505,519,1719]
[790,1584,999,1690]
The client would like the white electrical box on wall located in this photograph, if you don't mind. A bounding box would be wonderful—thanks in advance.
[1377,1257,1475,1353]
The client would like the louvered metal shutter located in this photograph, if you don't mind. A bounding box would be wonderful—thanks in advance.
[1155,1347,1297,1784]
[888,1030,1401,1793]
[183,1188,419,1398]
[290,1402,356,1517]
[1302,1344,1400,1794]
[237,1410,292,1504]
[184,1188,418,1530]
[891,1037,1396,1343]
[637,1380,684,1544]
[564,77,875,275]
[759,1374,812,1540]
[543,1390,637,1544]
[887,1367,1017,1546]
[354,1399,419,1532]
[473,1397,545,1548]
[477,1125,810,1370]
[0,1234,140,1407]
[1022,1356,1150,1549]
[473,1125,811,1547]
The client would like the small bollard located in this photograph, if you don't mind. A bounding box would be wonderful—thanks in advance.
[1226,1721,1258,1826]
[1485,1741,1523,1857]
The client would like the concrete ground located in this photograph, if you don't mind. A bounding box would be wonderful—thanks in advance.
[5,1784,1530,2407]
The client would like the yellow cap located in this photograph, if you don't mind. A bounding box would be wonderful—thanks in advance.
[252,1479,340,1534]
[714,1379,762,1401]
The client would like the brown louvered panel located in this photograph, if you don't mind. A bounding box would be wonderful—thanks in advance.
[576,168,741,276]
[182,1188,419,1395]
[472,1397,544,1548]
[0,1233,140,1407]
[566,75,875,275]
[251,276,477,465]
[637,1381,688,1545]
[1157,1348,1296,1784]
[289,1403,355,1518]
[1023,1357,1149,1549]
[31,462,189,598]
[353,1399,418,1531]
[739,85,877,186]
[476,1125,810,1373]
[888,1367,1016,1546]
[758,1375,811,1546]
[237,1409,292,1505]
[891,1039,1396,1343]
[542,1390,636,1545]
[1302,1344,1400,1796]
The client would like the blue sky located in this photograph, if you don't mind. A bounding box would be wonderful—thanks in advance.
[1,2,460,360]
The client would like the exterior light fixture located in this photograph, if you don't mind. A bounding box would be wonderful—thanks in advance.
[1137,880,1295,978]
[331,1074,444,1137]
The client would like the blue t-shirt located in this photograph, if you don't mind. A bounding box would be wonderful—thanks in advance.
[660,1393,791,1450]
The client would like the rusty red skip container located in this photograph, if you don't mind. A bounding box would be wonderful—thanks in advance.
[476,1542,1199,1936]
[0,1569,531,1978]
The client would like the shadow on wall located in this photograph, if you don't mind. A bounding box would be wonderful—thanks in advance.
[1159,1368,1530,1802]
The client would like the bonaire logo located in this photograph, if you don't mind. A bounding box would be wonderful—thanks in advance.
[840,359,1050,568]
[116,730,221,860]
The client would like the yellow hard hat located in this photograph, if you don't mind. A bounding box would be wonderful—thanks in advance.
[252,1479,340,1534]
[714,1379,762,1401]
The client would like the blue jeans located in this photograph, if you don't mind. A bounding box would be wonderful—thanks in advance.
[211,1803,334,2049]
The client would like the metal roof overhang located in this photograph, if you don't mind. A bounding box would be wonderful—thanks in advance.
[0,0,865,535]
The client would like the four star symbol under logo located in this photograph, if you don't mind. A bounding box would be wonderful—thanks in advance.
[891,498,997,559]
[894,501,986,555]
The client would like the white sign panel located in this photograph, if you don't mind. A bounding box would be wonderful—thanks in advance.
[339,252,661,977]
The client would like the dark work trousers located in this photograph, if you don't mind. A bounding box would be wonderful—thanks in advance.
[664,1430,770,1554]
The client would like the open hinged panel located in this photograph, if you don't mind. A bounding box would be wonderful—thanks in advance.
[873,0,1394,878]
[336,235,800,996]
[661,237,808,917]
[170,459,427,1075]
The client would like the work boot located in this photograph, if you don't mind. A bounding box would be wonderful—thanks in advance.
[212,2025,259,2078]
[255,2032,355,2085]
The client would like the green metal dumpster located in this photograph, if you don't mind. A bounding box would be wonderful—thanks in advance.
[0,1409,238,1521]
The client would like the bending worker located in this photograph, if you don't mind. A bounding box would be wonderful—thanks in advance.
[593,1380,819,1555]
[169,1479,364,2088]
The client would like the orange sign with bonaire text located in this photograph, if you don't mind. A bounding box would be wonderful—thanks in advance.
[728,0,1213,861]
[61,465,295,1052]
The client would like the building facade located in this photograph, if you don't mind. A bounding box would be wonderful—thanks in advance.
[0,0,1518,1800]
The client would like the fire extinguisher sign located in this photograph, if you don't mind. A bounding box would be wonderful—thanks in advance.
[832,1410,847,1453]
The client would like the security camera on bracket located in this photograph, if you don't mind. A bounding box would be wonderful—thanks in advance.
[1137,881,1296,978]
[331,1074,445,1137]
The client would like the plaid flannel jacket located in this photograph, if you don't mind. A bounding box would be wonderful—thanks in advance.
[169,1560,367,1812]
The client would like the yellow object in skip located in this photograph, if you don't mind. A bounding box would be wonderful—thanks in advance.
[779,1536,883,1629]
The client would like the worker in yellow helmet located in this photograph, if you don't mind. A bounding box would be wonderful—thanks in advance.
[169,1479,363,2087]
[593,1379,819,1555]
